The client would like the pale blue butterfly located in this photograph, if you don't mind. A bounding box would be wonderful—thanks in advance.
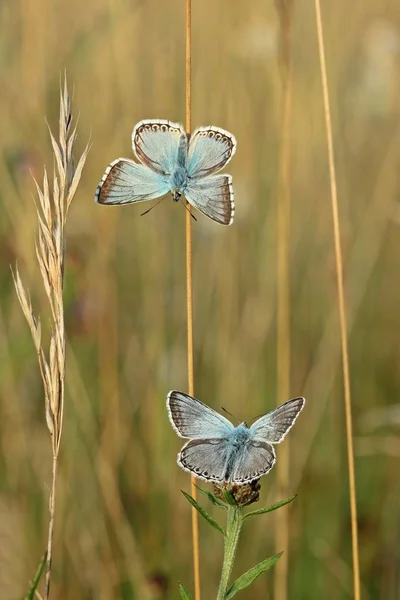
[95,119,237,225]
[167,391,305,484]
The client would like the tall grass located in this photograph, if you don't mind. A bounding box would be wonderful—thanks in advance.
[1,1,400,598]
[274,2,294,599]
[184,1,201,598]
[314,2,360,597]
[12,79,89,597]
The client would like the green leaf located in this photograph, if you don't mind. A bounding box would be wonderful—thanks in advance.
[221,488,237,506]
[182,491,226,536]
[179,583,194,600]
[243,495,297,519]
[225,552,283,599]
[196,485,227,509]
[25,551,47,600]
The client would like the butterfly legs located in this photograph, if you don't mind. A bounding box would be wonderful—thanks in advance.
[180,198,197,222]
[140,193,169,217]
[139,193,197,221]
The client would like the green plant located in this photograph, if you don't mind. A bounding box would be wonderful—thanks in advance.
[178,484,296,600]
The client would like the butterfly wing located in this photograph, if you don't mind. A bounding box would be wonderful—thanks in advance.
[95,158,169,205]
[187,126,237,178]
[178,438,230,483]
[132,119,185,175]
[229,440,276,484]
[250,397,306,443]
[184,174,234,225]
[167,391,234,439]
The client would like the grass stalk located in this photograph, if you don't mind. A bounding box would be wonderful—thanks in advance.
[293,126,400,488]
[12,77,89,598]
[44,454,57,597]
[274,2,293,599]
[185,1,201,599]
[313,2,361,598]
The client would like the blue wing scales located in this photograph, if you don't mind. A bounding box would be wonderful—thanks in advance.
[185,174,234,225]
[95,158,169,205]
[187,126,236,178]
[250,397,305,443]
[178,438,230,483]
[167,391,233,439]
[132,119,185,175]
[229,441,276,484]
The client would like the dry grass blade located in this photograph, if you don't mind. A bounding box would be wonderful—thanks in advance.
[11,267,40,348]
[313,2,361,599]
[185,1,201,599]
[67,144,90,211]
[274,2,294,599]
[12,77,89,599]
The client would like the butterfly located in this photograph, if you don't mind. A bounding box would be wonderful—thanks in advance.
[95,119,237,225]
[167,391,305,484]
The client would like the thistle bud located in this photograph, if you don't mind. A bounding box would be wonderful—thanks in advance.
[213,479,261,507]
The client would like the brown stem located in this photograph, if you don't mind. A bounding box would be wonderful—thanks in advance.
[44,452,58,599]
[274,2,293,600]
[314,2,361,598]
[185,1,201,598]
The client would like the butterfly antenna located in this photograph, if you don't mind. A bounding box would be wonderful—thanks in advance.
[140,194,168,217]
[180,198,197,221]
[221,406,241,424]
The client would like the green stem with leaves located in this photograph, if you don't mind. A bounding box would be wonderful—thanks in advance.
[179,489,295,600]
[217,505,243,600]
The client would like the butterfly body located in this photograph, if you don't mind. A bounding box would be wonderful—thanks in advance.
[169,167,188,199]
[171,190,182,202]
[167,391,305,484]
[95,119,236,225]
[223,424,255,454]
[221,424,256,481]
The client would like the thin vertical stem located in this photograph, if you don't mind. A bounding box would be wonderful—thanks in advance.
[185,1,201,599]
[185,0,191,134]
[274,3,293,600]
[314,2,361,599]
[217,506,243,600]
[44,454,57,598]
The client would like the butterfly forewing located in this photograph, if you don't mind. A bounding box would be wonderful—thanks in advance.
[250,397,306,443]
[132,119,185,175]
[187,126,237,178]
[95,158,169,205]
[178,438,230,483]
[185,174,234,225]
[167,391,233,439]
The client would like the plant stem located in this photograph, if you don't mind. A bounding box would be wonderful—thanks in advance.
[275,1,293,599]
[44,453,58,599]
[314,2,360,599]
[185,0,201,598]
[217,505,243,600]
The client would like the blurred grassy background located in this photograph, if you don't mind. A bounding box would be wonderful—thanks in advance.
[1,0,400,598]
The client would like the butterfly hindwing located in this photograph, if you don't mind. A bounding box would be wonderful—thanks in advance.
[167,391,233,439]
[178,438,230,482]
[132,119,185,175]
[250,397,306,443]
[185,174,234,225]
[230,440,276,484]
[95,158,169,205]
[187,126,237,178]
